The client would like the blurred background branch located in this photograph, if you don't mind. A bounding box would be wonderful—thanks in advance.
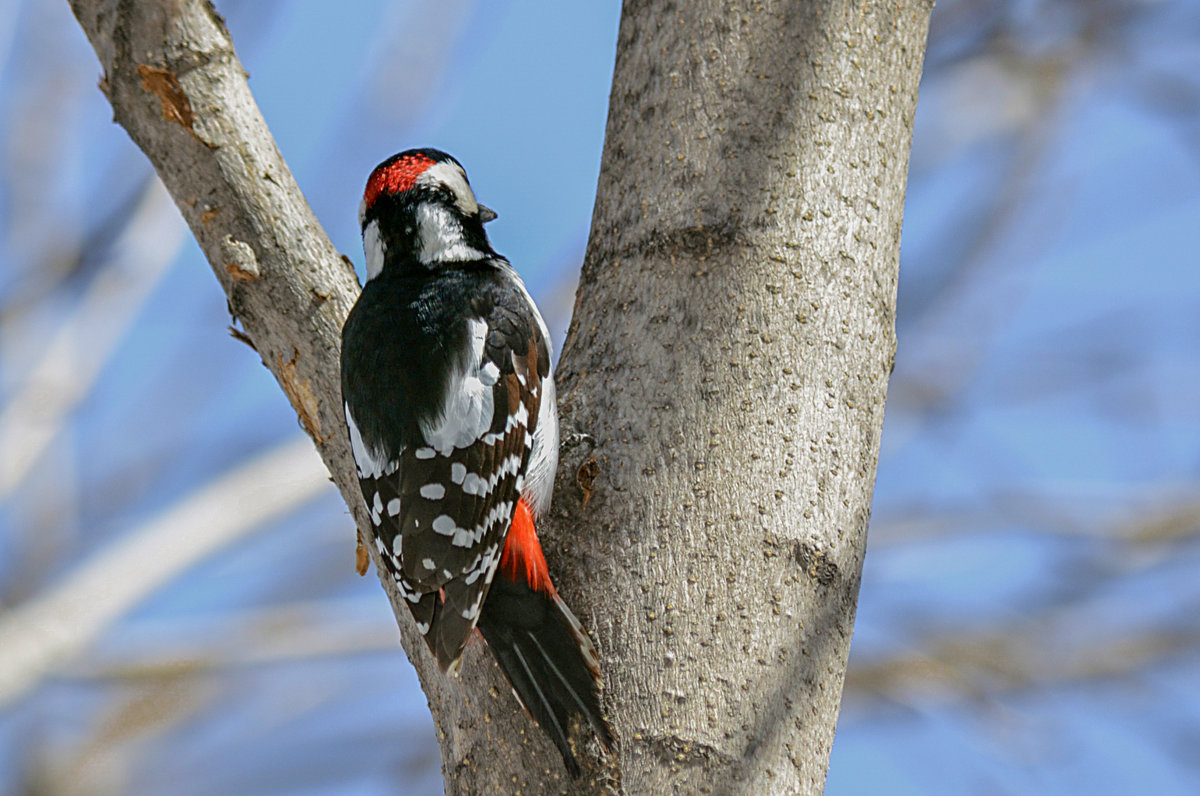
[0,0,1197,793]
[0,437,329,707]
[0,178,181,502]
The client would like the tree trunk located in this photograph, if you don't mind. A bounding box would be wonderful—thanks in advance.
[546,2,930,792]
[68,0,929,793]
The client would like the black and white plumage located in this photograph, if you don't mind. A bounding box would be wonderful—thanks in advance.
[340,149,610,774]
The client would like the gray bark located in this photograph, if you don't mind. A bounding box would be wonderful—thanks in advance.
[546,3,930,792]
[66,0,562,789]
[68,0,929,793]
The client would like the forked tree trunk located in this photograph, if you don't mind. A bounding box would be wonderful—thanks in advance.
[69,0,929,793]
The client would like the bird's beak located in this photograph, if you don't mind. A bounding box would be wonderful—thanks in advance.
[479,205,498,223]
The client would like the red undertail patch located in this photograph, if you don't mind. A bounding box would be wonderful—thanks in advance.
[498,498,555,596]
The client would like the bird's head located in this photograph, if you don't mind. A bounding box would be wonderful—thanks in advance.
[359,148,497,280]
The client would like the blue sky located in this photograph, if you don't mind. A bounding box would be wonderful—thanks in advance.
[1,1,1198,793]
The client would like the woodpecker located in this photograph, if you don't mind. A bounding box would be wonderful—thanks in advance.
[340,148,611,775]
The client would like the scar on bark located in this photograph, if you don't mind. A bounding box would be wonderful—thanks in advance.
[275,348,326,443]
[576,455,600,509]
[136,64,214,147]
[228,326,256,351]
[355,533,370,576]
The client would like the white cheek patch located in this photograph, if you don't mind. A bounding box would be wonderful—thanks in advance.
[416,204,484,264]
[363,219,386,281]
[420,161,479,216]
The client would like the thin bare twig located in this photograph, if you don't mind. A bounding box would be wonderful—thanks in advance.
[0,179,184,499]
[0,437,329,706]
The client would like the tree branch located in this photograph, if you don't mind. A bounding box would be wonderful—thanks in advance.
[0,178,182,500]
[67,1,581,791]
[68,0,931,792]
[546,1,930,792]
[0,437,328,706]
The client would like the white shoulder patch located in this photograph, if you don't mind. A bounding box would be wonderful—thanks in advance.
[466,317,487,364]
[523,374,558,517]
[420,318,496,454]
[345,402,390,479]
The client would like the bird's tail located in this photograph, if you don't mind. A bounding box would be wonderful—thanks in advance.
[476,499,612,776]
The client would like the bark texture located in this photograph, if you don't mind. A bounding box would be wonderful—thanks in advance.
[69,0,930,793]
[544,1,930,792]
[67,1,579,791]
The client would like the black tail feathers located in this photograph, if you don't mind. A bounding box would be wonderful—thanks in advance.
[477,576,612,776]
